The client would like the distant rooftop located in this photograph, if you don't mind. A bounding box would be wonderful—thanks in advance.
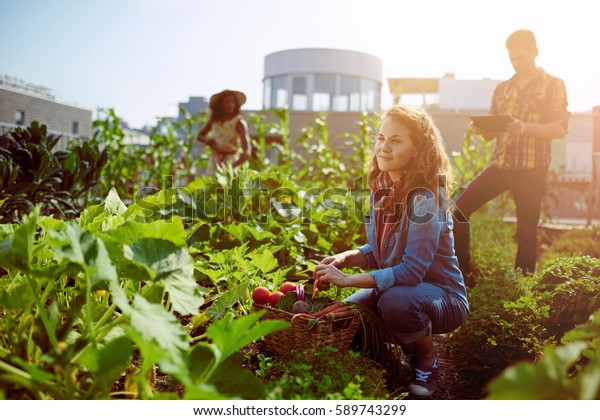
[0,74,55,100]
[388,73,501,111]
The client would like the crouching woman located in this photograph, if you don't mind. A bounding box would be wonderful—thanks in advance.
[313,105,469,397]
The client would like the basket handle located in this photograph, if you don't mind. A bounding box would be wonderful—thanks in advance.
[324,309,356,321]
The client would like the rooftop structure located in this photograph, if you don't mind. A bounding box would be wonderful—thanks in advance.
[263,48,383,112]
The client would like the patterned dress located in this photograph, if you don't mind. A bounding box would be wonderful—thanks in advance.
[207,116,242,175]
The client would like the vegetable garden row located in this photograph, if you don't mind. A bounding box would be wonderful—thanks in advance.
[1,110,599,399]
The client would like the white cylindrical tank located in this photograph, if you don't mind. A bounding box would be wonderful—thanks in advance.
[263,48,382,112]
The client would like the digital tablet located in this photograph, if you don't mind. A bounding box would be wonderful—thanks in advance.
[470,115,512,132]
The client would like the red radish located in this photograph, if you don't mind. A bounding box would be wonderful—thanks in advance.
[293,300,310,314]
[252,286,271,305]
[269,291,284,307]
[279,281,296,295]
[292,284,310,313]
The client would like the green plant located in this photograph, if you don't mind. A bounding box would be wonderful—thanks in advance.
[0,197,288,399]
[446,268,548,389]
[0,121,107,222]
[447,227,600,393]
[92,107,208,200]
[533,256,600,340]
[487,308,600,399]
[451,127,493,192]
[446,213,548,389]
[260,347,390,400]
[540,227,600,261]
[92,109,138,199]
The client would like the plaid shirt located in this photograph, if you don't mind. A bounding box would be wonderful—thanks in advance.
[490,68,569,169]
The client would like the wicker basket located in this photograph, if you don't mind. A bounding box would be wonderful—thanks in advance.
[254,303,362,355]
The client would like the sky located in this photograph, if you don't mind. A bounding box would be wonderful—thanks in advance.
[1,0,599,129]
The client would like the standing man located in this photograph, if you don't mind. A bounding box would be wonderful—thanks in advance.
[453,29,570,286]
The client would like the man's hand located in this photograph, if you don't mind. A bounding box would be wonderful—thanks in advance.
[471,122,497,141]
[506,118,528,135]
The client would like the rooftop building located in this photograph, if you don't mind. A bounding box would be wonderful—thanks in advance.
[263,48,382,113]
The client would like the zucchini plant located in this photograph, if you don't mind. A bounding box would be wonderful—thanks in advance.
[0,193,287,399]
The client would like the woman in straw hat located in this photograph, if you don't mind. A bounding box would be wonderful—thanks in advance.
[197,89,251,175]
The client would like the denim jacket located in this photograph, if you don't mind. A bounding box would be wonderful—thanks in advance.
[358,189,469,309]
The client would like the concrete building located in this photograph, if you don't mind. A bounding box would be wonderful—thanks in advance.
[176,96,209,122]
[263,48,382,113]
[388,73,500,112]
[0,75,92,150]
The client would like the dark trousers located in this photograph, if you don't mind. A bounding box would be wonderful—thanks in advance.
[452,166,547,277]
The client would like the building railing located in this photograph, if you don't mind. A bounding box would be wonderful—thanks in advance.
[0,74,55,100]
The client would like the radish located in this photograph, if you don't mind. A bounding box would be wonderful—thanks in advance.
[269,291,284,306]
[252,286,271,305]
[279,281,296,295]
[292,301,310,314]
[292,284,310,314]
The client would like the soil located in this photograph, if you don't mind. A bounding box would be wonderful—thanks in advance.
[426,335,486,400]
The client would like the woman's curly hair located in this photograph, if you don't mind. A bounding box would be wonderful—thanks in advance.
[367,105,454,207]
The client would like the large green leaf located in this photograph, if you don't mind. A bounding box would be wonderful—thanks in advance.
[183,344,227,400]
[79,335,134,392]
[123,238,203,314]
[210,353,266,398]
[123,238,179,280]
[248,248,279,273]
[101,214,126,231]
[205,311,288,362]
[561,310,600,343]
[126,295,190,374]
[578,353,600,399]
[104,188,127,215]
[220,224,245,242]
[0,282,30,310]
[111,219,188,248]
[204,282,250,319]
[186,349,265,399]
[487,342,587,399]
[0,223,15,239]
[50,223,117,285]
[195,266,227,284]
[78,203,105,230]
[0,206,39,273]
[37,216,66,234]
[182,313,288,399]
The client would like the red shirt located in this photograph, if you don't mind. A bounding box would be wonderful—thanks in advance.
[373,173,402,257]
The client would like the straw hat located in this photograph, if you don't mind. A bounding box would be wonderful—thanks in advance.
[209,89,246,111]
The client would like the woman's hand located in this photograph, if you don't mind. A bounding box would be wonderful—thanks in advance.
[314,264,350,288]
[313,265,376,294]
[311,250,371,298]
[319,253,346,268]
[198,136,217,149]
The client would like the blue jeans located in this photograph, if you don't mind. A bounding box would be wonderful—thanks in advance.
[345,283,469,344]
[453,166,547,275]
